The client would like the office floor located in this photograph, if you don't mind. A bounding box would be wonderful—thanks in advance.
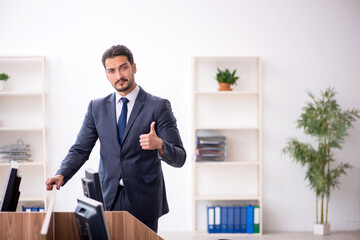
[158,231,360,240]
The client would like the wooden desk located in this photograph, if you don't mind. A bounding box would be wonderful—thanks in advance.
[0,211,163,240]
[0,212,46,240]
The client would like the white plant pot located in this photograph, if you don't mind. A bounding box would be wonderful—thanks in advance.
[314,223,331,235]
[0,81,5,91]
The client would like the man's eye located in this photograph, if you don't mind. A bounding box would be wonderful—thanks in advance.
[121,66,128,70]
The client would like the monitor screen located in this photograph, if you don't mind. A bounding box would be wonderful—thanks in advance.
[74,196,110,240]
[81,168,106,210]
[0,161,22,212]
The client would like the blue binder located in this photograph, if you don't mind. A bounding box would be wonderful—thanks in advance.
[240,206,247,233]
[207,206,215,233]
[234,206,241,233]
[214,206,221,233]
[246,205,254,233]
[227,206,235,233]
[220,206,228,233]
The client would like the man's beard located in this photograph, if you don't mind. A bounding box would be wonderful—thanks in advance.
[116,76,134,92]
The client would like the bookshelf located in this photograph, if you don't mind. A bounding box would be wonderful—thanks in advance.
[191,57,262,234]
[0,56,47,211]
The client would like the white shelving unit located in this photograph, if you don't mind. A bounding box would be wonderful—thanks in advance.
[0,56,47,211]
[192,57,262,234]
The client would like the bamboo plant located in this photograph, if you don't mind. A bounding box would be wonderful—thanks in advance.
[282,87,359,224]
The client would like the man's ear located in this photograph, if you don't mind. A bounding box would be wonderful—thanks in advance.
[132,63,137,74]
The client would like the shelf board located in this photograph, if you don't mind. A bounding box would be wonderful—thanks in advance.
[194,230,261,236]
[194,161,260,166]
[195,230,261,236]
[0,91,43,96]
[0,162,45,167]
[195,91,259,95]
[0,126,44,131]
[19,196,45,202]
[195,126,259,130]
[194,195,260,201]
[0,196,45,202]
[194,56,260,60]
[0,56,45,60]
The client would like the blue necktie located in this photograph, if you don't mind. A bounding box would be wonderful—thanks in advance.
[118,97,129,144]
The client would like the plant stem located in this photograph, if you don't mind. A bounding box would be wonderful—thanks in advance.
[316,194,318,224]
[320,136,327,224]
[326,195,329,224]
[326,142,330,224]
[321,192,324,224]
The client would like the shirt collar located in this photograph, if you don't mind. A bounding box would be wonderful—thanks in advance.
[115,84,140,104]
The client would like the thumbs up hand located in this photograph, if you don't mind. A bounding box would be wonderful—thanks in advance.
[139,121,164,155]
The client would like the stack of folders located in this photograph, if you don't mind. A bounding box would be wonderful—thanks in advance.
[22,206,45,212]
[207,205,260,234]
[0,139,31,163]
[196,136,226,162]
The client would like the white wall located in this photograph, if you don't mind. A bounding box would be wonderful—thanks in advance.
[1,0,359,232]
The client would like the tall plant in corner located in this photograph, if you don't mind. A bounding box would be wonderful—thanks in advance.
[282,88,359,230]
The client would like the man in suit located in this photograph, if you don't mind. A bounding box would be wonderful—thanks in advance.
[45,45,186,232]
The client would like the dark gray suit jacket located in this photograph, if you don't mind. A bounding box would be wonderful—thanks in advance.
[56,86,186,221]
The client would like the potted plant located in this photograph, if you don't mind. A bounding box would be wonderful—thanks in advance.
[215,68,239,91]
[0,73,10,91]
[282,87,359,235]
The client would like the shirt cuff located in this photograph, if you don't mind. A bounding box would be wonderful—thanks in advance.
[157,150,163,160]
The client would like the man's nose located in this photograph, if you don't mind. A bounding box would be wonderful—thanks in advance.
[116,70,122,79]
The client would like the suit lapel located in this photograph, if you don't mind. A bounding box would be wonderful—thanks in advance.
[107,93,120,146]
[123,87,146,143]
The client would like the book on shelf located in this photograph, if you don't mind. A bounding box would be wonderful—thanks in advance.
[207,204,260,234]
[240,205,247,233]
[196,136,226,162]
[214,206,221,232]
[246,205,254,233]
[234,206,241,233]
[207,206,215,233]
[22,206,45,212]
[220,206,227,233]
[254,205,260,233]
[227,206,235,233]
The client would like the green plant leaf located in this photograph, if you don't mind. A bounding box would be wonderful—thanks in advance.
[215,68,239,85]
[0,73,10,81]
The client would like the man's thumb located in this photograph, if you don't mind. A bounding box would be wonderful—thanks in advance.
[149,121,156,134]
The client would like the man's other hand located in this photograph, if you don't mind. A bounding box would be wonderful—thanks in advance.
[45,175,64,190]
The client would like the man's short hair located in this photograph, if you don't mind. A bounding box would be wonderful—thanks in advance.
[102,45,134,69]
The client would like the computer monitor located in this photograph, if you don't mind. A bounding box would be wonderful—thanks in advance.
[0,161,22,212]
[74,196,110,240]
[81,168,106,210]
